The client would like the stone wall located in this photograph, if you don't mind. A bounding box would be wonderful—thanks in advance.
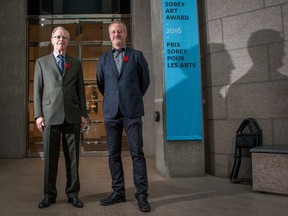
[0,0,27,158]
[200,0,288,177]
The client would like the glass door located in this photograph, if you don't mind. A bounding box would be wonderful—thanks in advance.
[27,15,131,157]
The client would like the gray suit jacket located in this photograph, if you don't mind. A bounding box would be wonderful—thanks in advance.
[97,48,150,118]
[34,53,87,125]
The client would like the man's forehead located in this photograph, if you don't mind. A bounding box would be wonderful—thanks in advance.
[54,29,66,35]
[110,24,124,30]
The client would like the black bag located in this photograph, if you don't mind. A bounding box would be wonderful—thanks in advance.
[235,118,262,148]
[230,118,262,184]
[236,134,257,148]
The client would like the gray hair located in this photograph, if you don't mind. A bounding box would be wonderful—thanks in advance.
[108,20,127,33]
[51,26,70,39]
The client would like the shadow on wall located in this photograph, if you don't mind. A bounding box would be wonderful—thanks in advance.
[217,29,288,118]
[204,29,288,176]
[220,29,288,99]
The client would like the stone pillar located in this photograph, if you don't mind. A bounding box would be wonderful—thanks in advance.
[132,0,155,156]
[150,0,205,177]
[0,0,27,158]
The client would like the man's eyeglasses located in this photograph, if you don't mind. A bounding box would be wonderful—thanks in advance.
[52,35,69,40]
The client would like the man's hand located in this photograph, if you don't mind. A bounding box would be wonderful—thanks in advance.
[36,117,45,133]
[81,116,88,130]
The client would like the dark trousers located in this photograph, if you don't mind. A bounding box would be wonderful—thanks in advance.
[105,116,148,199]
[42,121,81,200]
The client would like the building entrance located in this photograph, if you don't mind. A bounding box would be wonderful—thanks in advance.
[27,15,131,157]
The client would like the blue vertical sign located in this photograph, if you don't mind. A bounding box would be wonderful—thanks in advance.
[162,0,203,140]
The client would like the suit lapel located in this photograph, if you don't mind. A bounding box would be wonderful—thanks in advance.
[120,48,131,75]
[48,53,61,77]
[63,55,72,77]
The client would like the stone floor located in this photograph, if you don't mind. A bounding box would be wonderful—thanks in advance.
[0,157,287,216]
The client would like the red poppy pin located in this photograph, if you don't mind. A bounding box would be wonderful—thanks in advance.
[65,63,70,69]
[123,56,129,62]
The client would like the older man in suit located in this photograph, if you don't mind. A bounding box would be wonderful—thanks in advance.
[97,20,151,212]
[34,26,87,209]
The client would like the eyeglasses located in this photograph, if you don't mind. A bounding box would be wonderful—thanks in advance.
[52,35,69,40]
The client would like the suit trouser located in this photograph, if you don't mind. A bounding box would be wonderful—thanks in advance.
[42,121,81,200]
[105,116,149,199]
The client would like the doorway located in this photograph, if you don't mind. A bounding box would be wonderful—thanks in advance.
[27,15,131,157]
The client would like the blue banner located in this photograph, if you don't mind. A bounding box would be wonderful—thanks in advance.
[162,0,203,140]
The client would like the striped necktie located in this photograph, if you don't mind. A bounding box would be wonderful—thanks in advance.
[57,55,64,76]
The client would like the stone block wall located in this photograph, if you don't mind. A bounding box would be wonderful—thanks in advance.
[0,0,26,158]
[199,0,288,177]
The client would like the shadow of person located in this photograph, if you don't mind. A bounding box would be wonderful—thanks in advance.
[203,43,235,99]
[202,42,235,124]
[203,43,236,172]
[242,29,286,82]
[227,29,288,118]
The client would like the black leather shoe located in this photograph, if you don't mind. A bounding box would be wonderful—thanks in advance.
[137,196,151,212]
[100,192,126,206]
[38,197,55,209]
[68,197,84,208]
